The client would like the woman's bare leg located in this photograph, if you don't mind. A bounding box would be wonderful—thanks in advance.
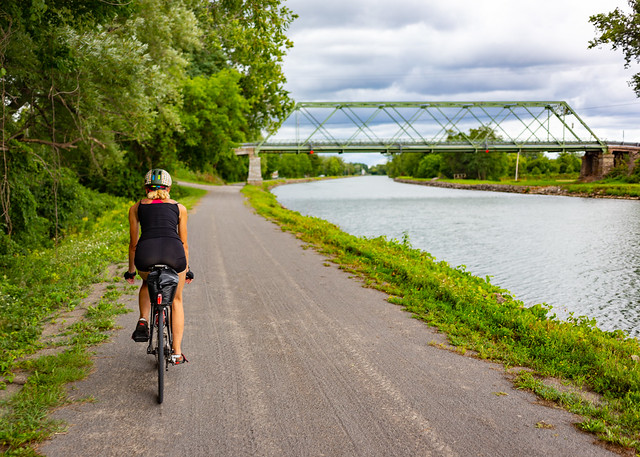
[171,271,187,355]
[137,271,150,321]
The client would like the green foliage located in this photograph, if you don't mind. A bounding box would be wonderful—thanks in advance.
[564,182,640,198]
[243,183,640,452]
[1,0,297,249]
[264,154,314,178]
[387,126,510,180]
[627,158,640,183]
[0,144,118,252]
[416,154,442,178]
[369,163,388,175]
[262,154,369,179]
[205,0,297,135]
[440,126,509,180]
[0,199,129,375]
[389,149,583,182]
[386,152,422,178]
[178,70,249,176]
[172,162,226,185]
[524,154,557,176]
[556,152,582,174]
[590,2,640,96]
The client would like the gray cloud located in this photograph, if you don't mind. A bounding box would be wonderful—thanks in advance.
[282,0,640,142]
[287,0,461,30]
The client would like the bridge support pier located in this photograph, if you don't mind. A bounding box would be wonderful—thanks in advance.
[580,152,614,181]
[580,145,640,181]
[235,146,263,186]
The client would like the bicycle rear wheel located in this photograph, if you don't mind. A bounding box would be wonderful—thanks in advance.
[156,308,165,404]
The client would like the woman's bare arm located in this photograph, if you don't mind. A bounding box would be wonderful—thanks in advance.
[127,202,139,283]
[178,203,191,282]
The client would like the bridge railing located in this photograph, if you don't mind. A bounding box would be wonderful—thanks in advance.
[256,140,606,154]
[242,101,608,155]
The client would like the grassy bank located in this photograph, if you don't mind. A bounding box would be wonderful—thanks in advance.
[0,185,206,456]
[398,176,640,198]
[243,182,640,453]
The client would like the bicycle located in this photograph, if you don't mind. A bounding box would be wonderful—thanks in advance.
[145,264,179,404]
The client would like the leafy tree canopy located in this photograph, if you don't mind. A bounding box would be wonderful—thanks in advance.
[590,1,640,96]
[0,0,297,249]
[200,0,297,136]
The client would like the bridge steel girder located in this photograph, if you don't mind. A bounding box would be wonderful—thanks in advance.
[255,142,606,155]
[240,101,608,155]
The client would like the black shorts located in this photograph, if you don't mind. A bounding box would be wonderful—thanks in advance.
[134,237,187,273]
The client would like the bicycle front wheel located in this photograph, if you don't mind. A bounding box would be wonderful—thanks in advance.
[156,308,165,404]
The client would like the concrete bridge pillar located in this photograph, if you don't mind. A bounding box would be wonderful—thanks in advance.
[247,153,262,186]
[580,151,614,181]
[235,146,263,186]
[581,145,640,181]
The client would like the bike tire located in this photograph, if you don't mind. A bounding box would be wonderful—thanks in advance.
[157,308,165,404]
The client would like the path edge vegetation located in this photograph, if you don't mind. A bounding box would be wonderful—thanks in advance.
[243,180,640,454]
[0,186,206,456]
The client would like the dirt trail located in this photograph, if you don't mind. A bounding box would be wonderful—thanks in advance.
[39,184,616,456]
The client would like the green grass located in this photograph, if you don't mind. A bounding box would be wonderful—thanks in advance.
[172,164,225,186]
[396,176,579,187]
[562,182,640,198]
[0,200,132,455]
[171,185,207,209]
[398,176,640,198]
[0,202,130,376]
[243,182,640,453]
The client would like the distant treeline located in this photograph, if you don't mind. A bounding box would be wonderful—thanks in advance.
[261,154,374,179]
[386,150,582,181]
[386,126,582,180]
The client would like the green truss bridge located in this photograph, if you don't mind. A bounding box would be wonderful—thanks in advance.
[236,101,640,184]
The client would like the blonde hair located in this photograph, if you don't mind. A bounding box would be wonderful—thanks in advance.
[146,188,171,200]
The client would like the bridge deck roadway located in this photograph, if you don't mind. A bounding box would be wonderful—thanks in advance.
[40,184,616,457]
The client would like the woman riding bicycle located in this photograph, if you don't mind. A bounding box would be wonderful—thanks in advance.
[124,169,192,364]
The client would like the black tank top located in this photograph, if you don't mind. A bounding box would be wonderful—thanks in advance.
[137,202,181,241]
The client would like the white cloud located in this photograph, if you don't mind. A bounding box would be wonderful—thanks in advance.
[281,0,640,153]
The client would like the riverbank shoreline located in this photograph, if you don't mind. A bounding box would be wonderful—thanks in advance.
[394,177,640,200]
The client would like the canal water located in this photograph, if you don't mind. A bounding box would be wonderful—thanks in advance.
[273,176,640,337]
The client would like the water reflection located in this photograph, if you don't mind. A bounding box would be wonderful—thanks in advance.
[273,176,640,336]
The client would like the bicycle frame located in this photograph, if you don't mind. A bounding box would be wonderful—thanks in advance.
[144,265,179,404]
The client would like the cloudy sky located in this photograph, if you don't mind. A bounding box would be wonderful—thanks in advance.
[281,0,640,163]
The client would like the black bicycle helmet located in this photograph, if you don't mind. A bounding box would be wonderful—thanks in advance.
[144,169,172,189]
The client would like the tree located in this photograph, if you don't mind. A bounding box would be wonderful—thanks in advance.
[0,1,141,239]
[525,155,557,176]
[369,163,388,175]
[590,2,640,96]
[0,0,298,247]
[386,152,423,178]
[201,0,297,137]
[416,154,442,178]
[178,70,249,174]
[324,156,344,176]
[442,126,508,180]
[556,152,581,174]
